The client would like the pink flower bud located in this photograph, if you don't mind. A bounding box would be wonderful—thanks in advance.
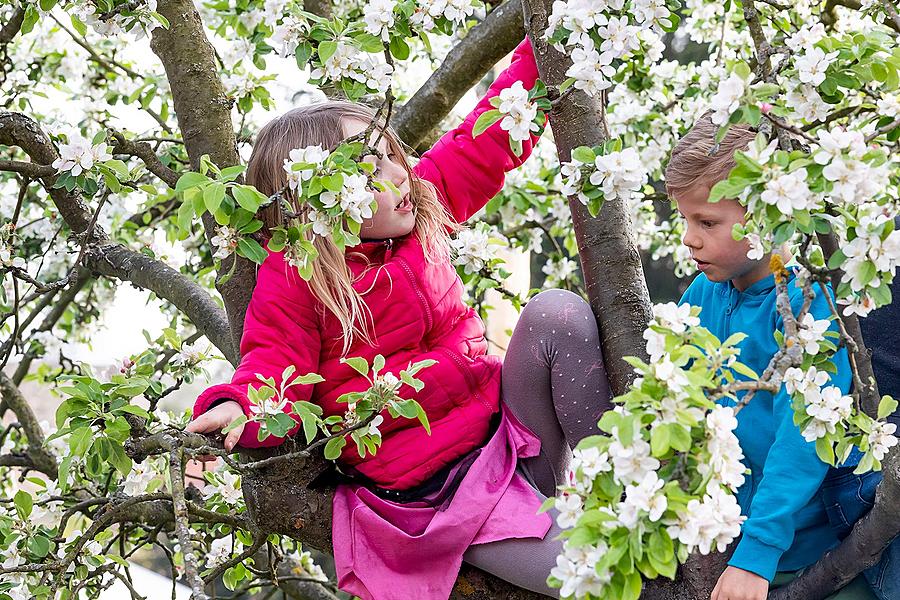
[759,102,773,114]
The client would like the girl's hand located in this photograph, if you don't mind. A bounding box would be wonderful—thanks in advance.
[185,400,246,455]
[711,566,769,600]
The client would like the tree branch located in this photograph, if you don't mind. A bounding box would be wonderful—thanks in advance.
[391,0,525,150]
[151,0,254,358]
[0,110,237,364]
[0,7,25,46]
[0,159,56,178]
[0,371,57,476]
[110,132,180,188]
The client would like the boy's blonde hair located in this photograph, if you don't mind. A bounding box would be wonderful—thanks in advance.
[247,101,459,355]
[665,112,756,198]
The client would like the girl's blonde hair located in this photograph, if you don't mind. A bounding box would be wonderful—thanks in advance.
[247,101,460,355]
[665,112,757,198]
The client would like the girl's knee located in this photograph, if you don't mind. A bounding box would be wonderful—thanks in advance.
[524,289,597,340]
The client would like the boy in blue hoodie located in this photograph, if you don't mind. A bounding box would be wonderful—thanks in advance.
[666,114,892,600]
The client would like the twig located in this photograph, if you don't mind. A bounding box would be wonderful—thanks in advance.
[0,159,56,178]
[880,0,900,30]
[111,132,180,188]
[202,534,266,584]
[99,0,147,20]
[167,446,210,599]
[865,115,900,143]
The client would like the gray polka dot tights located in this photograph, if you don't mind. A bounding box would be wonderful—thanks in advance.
[462,289,613,597]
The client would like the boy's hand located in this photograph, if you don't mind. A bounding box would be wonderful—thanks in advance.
[185,400,246,455]
[711,566,769,600]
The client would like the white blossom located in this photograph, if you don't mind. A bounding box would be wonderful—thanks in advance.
[283,145,329,191]
[802,385,853,441]
[123,459,158,496]
[550,541,611,599]
[203,470,243,505]
[207,537,243,568]
[363,0,396,41]
[565,42,615,98]
[609,437,659,485]
[542,256,579,287]
[52,134,112,177]
[555,493,584,529]
[869,421,898,461]
[760,169,819,215]
[588,147,647,204]
[709,73,747,125]
[796,46,839,87]
[210,226,239,260]
[450,227,502,274]
[666,487,744,555]
[797,312,831,355]
[497,81,540,142]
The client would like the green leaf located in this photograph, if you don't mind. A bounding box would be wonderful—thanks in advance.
[341,356,369,376]
[623,571,643,600]
[69,426,93,456]
[472,109,503,138]
[354,32,384,52]
[650,425,671,456]
[22,4,39,35]
[571,146,596,164]
[816,437,836,465]
[295,41,314,69]
[222,414,248,434]
[175,171,211,193]
[237,237,268,264]
[324,435,347,460]
[389,36,410,60]
[28,534,51,558]
[232,184,265,212]
[878,395,898,420]
[204,182,227,214]
[317,41,338,64]
[220,165,246,182]
[14,490,33,520]
[109,441,133,476]
[731,361,759,380]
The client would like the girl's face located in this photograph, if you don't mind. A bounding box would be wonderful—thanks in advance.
[343,118,416,241]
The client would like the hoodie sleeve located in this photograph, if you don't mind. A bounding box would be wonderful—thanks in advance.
[192,251,322,449]
[413,37,544,224]
[727,282,852,581]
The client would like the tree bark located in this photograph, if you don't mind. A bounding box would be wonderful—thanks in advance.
[151,0,254,360]
[521,0,652,395]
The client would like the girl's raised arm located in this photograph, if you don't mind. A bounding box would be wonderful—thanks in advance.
[191,250,322,449]
[414,37,543,224]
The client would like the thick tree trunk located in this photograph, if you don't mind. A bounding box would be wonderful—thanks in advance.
[151,0,252,361]
[521,0,652,395]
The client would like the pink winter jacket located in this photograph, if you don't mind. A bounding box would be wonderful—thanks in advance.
[193,38,542,490]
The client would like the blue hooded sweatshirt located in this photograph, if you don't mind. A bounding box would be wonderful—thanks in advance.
[680,269,857,581]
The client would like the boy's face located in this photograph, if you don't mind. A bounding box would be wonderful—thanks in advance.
[342,118,416,241]
[674,182,771,291]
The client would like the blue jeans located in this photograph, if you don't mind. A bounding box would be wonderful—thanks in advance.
[822,466,900,599]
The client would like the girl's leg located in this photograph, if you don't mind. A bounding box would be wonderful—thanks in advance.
[462,491,564,598]
[500,289,614,498]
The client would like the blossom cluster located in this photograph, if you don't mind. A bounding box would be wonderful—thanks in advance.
[559,143,648,217]
[497,80,542,142]
[450,224,506,275]
[547,303,751,599]
[545,0,675,98]
[51,132,112,178]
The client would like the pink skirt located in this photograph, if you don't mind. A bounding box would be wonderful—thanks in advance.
[332,405,552,600]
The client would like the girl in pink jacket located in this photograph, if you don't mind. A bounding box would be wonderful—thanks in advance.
[188,38,612,600]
